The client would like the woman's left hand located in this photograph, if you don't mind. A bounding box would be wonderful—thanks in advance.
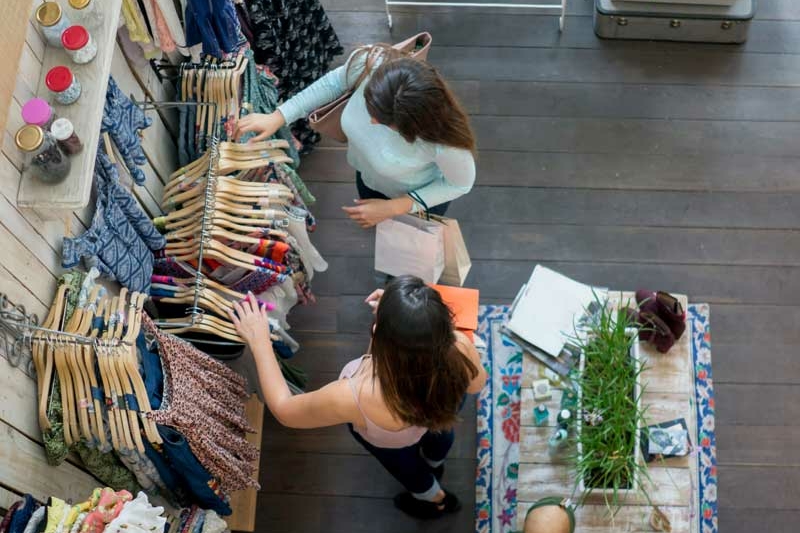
[229,292,270,347]
[341,199,398,228]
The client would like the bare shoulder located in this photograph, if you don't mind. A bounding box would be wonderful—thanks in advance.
[454,330,480,364]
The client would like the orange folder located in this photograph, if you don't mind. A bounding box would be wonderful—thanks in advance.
[430,284,479,341]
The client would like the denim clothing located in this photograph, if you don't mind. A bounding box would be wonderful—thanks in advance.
[139,330,233,514]
[0,501,23,533]
[356,172,450,216]
[7,495,37,533]
[156,426,232,516]
[184,0,240,58]
[101,77,152,185]
[349,425,455,501]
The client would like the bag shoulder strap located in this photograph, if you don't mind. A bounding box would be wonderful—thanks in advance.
[407,190,430,220]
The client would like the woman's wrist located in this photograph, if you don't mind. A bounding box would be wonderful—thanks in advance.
[390,196,414,216]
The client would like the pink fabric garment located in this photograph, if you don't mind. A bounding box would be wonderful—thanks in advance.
[81,489,133,533]
[150,0,177,53]
[339,355,428,449]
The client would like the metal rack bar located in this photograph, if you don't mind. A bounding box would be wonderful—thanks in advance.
[384,0,567,30]
[134,98,242,346]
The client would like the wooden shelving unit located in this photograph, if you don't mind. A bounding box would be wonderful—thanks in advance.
[17,0,123,211]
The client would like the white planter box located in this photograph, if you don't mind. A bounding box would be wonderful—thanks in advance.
[575,328,644,497]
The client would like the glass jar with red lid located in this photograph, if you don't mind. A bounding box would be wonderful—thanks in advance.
[61,25,97,65]
[45,66,82,105]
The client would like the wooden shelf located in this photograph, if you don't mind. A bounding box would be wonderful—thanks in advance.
[17,0,123,211]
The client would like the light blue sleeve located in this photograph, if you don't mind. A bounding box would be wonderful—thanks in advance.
[411,147,476,209]
[277,50,367,124]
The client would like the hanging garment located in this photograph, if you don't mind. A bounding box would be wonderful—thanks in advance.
[62,151,165,293]
[101,77,153,185]
[137,332,233,514]
[142,314,260,491]
[184,0,243,58]
[245,0,343,151]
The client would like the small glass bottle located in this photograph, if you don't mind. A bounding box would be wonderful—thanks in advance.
[51,118,83,155]
[35,2,72,48]
[45,66,83,106]
[556,409,572,427]
[61,25,97,65]
[15,125,72,184]
[67,0,104,31]
[548,427,569,453]
[21,98,56,130]
[533,404,549,427]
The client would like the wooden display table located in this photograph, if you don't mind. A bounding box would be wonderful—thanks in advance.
[227,396,264,532]
[517,292,697,532]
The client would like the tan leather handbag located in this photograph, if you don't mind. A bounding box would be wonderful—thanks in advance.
[308,33,433,143]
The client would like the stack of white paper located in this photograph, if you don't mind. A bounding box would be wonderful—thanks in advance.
[507,265,605,357]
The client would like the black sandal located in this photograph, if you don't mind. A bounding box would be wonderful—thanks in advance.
[393,491,461,519]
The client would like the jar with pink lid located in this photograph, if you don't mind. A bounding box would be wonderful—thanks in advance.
[21,98,56,130]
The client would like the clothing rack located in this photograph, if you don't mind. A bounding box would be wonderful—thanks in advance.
[0,292,132,377]
[133,98,238,344]
[384,0,567,30]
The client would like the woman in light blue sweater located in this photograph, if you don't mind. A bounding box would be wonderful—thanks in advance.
[236,45,477,228]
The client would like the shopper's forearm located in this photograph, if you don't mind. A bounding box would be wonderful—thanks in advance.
[252,341,293,416]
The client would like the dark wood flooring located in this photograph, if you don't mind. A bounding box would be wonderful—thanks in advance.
[256,1,800,531]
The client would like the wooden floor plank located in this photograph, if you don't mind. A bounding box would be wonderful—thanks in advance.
[308,182,800,229]
[330,11,800,55]
[312,219,800,267]
[255,492,475,533]
[431,46,800,86]
[714,383,800,427]
[303,149,800,192]
[719,465,800,510]
[260,452,476,498]
[712,343,800,385]
[312,256,800,305]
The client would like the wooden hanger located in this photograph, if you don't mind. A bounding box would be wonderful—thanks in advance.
[217,153,294,174]
[62,285,101,443]
[165,214,288,241]
[77,289,107,448]
[167,237,285,272]
[160,314,244,343]
[121,292,161,445]
[92,296,120,451]
[52,302,78,446]
[154,290,234,321]
[100,295,132,451]
[221,139,290,152]
[111,291,142,452]
[154,274,248,301]
[34,284,68,431]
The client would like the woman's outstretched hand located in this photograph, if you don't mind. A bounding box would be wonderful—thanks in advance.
[235,111,286,142]
[230,292,270,347]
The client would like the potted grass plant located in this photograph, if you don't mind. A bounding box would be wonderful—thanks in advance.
[570,296,652,512]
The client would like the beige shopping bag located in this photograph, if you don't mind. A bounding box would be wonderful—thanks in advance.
[432,215,471,286]
[375,214,445,283]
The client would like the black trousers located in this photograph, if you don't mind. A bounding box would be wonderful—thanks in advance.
[355,172,451,217]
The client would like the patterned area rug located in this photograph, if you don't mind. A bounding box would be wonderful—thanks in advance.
[474,304,717,533]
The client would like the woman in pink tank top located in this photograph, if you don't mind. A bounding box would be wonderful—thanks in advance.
[231,275,487,519]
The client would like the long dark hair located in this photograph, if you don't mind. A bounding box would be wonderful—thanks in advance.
[347,44,477,155]
[370,276,479,430]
